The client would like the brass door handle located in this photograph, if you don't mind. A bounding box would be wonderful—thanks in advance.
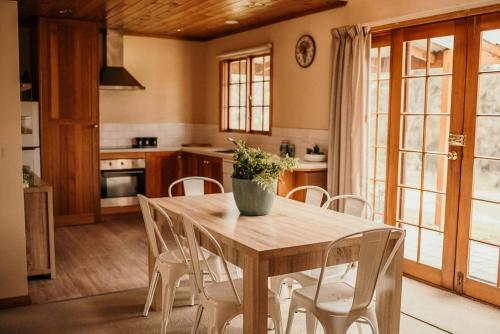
[448,151,458,160]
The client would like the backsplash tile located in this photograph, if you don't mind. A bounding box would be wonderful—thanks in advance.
[100,122,329,159]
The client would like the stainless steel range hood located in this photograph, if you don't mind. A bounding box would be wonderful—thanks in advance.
[100,30,145,90]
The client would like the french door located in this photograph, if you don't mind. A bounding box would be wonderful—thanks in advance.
[382,12,500,305]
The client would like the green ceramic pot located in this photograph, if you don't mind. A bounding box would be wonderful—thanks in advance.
[232,178,277,216]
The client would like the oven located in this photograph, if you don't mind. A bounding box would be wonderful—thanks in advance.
[100,158,146,207]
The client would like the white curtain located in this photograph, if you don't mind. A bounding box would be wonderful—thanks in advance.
[327,25,371,201]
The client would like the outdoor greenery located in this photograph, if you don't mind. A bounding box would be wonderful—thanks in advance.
[229,138,298,192]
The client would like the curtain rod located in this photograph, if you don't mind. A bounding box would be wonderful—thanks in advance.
[216,43,273,60]
[365,1,499,31]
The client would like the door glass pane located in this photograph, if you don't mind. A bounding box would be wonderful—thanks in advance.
[427,76,452,114]
[400,152,422,187]
[398,187,420,223]
[468,240,499,285]
[374,181,386,213]
[424,154,448,192]
[377,114,388,145]
[471,200,500,246]
[420,229,444,269]
[376,148,387,179]
[380,46,391,79]
[429,36,454,75]
[401,223,419,261]
[479,29,500,72]
[473,159,500,202]
[402,78,425,113]
[425,116,450,152]
[421,192,446,231]
[403,39,427,76]
[401,115,424,150]
[477,73,500,115]
[475,116,500,158]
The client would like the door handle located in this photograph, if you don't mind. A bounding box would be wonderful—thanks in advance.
[447,151,458,160]
[91,124,99,129]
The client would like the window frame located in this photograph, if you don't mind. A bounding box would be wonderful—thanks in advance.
[219,52,273,135]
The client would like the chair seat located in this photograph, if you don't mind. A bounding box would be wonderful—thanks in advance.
[292,281,375,315]
[205,278,277,305]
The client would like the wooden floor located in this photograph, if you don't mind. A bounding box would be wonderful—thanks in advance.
[28,214,149,304]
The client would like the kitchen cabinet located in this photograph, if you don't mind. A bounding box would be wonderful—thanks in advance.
[145,151,181,198]
[38,18,100,226]
[24,181,55,278]
[174,152,223,194]
[278,169,328,201]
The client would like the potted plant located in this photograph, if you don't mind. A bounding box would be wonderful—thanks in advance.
[304,144,326,162]
[230,138,297,216]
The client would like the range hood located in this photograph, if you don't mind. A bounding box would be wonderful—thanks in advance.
[100,30,145,90]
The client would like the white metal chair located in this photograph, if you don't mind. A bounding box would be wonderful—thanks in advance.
[138,195,222,334]
[285,227,405,334]
[168,176,224,197]
[182,213,283,334]
[322,194,374,220]
[271,193,374,334]
[286,185,330,207]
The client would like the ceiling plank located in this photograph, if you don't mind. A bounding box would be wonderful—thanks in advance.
[18,0,347,40]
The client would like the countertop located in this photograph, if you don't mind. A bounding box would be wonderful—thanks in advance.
[100,146,327,171]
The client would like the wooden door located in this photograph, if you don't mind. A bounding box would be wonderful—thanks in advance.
[198,155,223,194]
[386,20,467,288]
[38,18,99,226]
[455,12,500,306]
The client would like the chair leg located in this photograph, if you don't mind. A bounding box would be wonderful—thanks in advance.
[160,280,177,334]
[143,268,160,317]
[364,310,379,334]
[286,278,294,298]
[207,312,227,334]
[305,312,317,334]
[285,299,298,334]
[191,305,204,334]
[268,298,283,334]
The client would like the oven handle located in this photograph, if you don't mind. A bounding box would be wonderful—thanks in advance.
[101,169,145,176]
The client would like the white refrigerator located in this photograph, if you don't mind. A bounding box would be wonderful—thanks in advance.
[21,101,41,176]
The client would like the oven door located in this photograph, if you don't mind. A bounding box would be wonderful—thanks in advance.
[100,169,145,207]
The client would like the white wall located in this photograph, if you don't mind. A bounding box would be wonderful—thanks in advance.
[0,1,28,300]
[201,0,497,130]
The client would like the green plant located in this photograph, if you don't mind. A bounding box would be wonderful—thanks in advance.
[229,138,298,192]
[306,144,324,155]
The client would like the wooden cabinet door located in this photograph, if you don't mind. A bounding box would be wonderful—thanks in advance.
[38,18,99,226]
[205,156,223,193]
[145,152,178,198]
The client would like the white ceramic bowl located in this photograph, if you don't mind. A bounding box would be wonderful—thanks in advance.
[303,153,326,162]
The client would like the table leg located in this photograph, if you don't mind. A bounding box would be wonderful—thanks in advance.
[376,239,404,334]
[243,255,269,334]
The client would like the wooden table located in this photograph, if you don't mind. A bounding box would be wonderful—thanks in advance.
[152,193,403,334]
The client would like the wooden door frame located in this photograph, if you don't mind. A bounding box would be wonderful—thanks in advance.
[455,11,500,306]
[385,19,468,289]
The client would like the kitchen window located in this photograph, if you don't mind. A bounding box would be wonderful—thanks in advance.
[220,52,272,133]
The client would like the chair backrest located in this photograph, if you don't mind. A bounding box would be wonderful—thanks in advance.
[138,194,169,258]
[168,176,224,197]
[181,213,241,305]
[322,194,374,220]
[149,200,189,264]
[286,186,330,207]
[314,227,405,312]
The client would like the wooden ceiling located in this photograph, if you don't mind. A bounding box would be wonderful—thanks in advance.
[18,0,347,41]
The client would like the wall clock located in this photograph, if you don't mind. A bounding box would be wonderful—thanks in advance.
[295,34,316,68]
